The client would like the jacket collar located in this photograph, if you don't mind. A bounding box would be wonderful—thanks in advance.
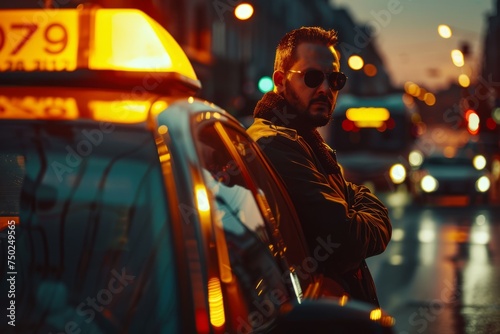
[247,118,299,142]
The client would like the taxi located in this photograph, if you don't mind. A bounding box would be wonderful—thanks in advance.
[0,7,395,333]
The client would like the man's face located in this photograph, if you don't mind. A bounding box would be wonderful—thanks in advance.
[275,42,341,128]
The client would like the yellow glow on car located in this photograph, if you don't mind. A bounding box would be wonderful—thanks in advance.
[339,294,349,306]
[289,270,303,303]
[346,107,390,128]
[370,308,382,321]
[88,100,150,123]
[389,164,406,184]
[151,100,168,116]
[157,125,168,135]
[214,227,233,284]
[207,277,225,328]
[0,95,79,120]
[90,9,195,78]
[195,185,210,212]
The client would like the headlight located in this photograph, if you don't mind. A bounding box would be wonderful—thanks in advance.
[475,176,490,192]
[473,155,487,170]
[421,175,438,193]
[389,164,406,184]
[409,150,424,167]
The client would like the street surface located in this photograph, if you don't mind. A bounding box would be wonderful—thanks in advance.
[369,189,500,334]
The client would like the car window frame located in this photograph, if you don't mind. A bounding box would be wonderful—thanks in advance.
[191,113,319,292]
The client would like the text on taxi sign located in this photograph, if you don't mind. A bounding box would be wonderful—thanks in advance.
[0,10,78,71]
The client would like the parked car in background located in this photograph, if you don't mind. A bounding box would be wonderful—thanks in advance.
[326,93,420,193]
[0,7,394,333]
[409,147,492,205]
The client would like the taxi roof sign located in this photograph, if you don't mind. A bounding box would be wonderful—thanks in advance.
[0,8,201,93]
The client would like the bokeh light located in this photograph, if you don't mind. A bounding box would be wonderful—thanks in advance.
[363,64,377,77]
[458,74,470,87]
[438,24,452,38]
[348,55,364,70]
[234,3,254,20]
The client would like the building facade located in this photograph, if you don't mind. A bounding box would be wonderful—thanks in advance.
[479,0,500,140]
[150,0,396,116]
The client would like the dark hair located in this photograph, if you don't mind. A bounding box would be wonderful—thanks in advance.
[274,27,339,72]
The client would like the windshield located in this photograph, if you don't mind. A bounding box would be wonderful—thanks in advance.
[424,156,472,167]
[0,121,179,333]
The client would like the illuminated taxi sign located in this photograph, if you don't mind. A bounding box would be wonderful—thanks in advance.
[89,9,194,75]
[0,8,200,89]
[346,107,390,128]
[0,88,167,124]
[0,10,78,71]
[89,100,151,123]
[0,95,79,120]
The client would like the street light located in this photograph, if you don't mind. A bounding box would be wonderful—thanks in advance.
[234,3,254,20]
[458,74,470,87]
[438,24,474,87]
[437,24,452,39]
[451,49,465,67]
[348,55,363,70]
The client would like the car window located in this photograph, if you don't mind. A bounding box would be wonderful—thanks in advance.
[195,121,292,332]
[0,122,179,333]
[220,125,315,291]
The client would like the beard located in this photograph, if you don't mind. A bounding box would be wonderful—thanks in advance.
[283,81,334,129]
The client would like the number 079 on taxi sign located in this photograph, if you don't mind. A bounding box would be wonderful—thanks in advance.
[0,10,79,72]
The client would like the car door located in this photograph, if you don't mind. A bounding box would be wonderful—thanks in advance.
[191,112,327,332]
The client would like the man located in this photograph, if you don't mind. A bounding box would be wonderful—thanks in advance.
[247,27,391,306]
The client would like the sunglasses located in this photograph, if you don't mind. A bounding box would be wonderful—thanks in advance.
[287,69,347,90]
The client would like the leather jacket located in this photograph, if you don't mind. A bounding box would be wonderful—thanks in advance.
[247,118,392,306]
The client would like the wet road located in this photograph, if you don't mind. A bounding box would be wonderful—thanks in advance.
[368,190,500,334]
